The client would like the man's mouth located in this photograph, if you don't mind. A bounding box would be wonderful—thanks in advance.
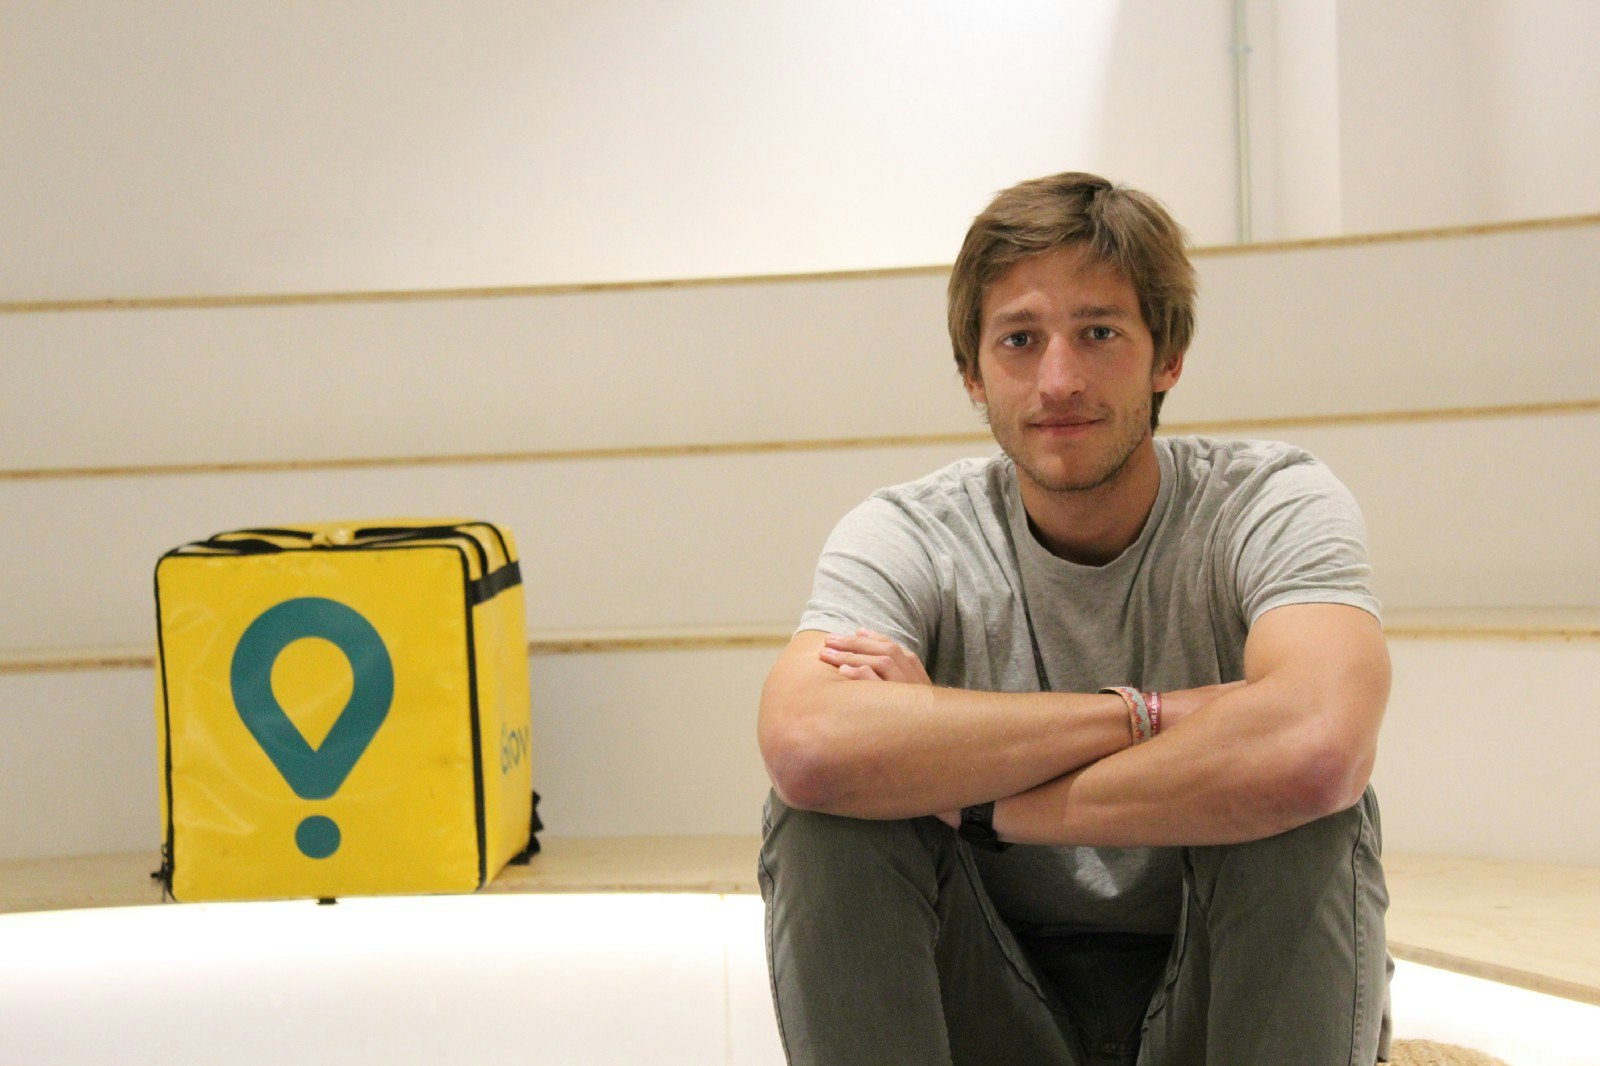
[1029,413,1102,432]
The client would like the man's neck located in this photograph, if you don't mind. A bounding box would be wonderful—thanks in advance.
[1018,438,1164,566]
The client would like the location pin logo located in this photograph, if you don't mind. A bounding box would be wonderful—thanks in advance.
[230,597,394,858]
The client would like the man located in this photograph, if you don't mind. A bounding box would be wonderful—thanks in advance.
[756,172,1391,1065]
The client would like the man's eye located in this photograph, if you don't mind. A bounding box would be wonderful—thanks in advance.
[1000,331,1031,348]
[1087,326,1118,342]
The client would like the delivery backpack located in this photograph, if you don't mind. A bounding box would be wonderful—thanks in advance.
[153,519,539,902]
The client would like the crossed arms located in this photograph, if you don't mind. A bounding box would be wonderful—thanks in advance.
[757,601,1390,847]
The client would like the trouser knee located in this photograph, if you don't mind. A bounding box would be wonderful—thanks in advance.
[1185,787,1383,906]
[760,790,950,904]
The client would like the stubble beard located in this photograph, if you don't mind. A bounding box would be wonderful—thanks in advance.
[995,393,1154,498]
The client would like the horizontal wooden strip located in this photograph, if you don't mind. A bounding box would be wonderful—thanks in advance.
[7,611,1598,676]
[1382,608,1600,643]
[0,628,793,676]
[4,214,1595,316]
[1388,942,1600,1009]
[0,265,949,315]
[5,399,1597,483]
[528,625,793,656]
[1384,628,1600,643]
[0,431,991,482]
[1191,211,1600,259]
[1164,398,1600,437]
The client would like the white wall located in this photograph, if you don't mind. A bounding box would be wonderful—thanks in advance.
[7,2,1596,302]
[1246,0,1345,238]
[1332,0,1600,236]
[0,0,1241,301]
[1468,0,1600,222]
[1334,2,1491,235]
[1240,0,1600,241]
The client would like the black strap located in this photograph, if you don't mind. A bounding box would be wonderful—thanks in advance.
[354,526,492,576]
[469,560,523,605]
[190,536,286,555]
[509,791,543,864]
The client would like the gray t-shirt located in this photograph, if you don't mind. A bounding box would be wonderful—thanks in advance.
[797,435,1380,934]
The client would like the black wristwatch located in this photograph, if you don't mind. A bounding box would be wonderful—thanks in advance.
[957,802,1010,852]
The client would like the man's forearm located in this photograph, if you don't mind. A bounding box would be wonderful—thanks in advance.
[759,634,1137,819]
[990,682,1311,847]
[990,608,1389,847]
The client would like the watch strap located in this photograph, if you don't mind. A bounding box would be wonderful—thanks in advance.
[957,802,1010,852]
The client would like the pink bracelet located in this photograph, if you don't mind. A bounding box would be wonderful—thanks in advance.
[1144,690,1162,736]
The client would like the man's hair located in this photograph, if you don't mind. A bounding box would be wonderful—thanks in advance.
[946,171,1196,429]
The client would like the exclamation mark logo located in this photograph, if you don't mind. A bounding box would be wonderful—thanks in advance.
[230,597,394,858]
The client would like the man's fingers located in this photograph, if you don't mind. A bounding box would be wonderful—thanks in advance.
[821,647,893,672]
[825,630,898,655]
[837,663,882,681]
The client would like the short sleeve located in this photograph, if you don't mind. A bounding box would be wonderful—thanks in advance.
[1227,457,1382,626]
[797,495,942,662]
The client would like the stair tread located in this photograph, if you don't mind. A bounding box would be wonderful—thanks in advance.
[4,843,1596,1006]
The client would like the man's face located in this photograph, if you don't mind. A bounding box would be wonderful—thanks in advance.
[965,245,1182,497]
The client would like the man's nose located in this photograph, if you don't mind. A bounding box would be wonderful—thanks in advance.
[1037,335,1087,399]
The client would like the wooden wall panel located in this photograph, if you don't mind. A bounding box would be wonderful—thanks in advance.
[0,275,964,473]
[6,221,1597,475]
[0,443,983,650]
[1377,640,1600,866]
[1168,223,1600,424]
[1266,410,1600,609]
[3,411,1594,653]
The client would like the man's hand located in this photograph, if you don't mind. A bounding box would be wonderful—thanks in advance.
[818,628,932,685]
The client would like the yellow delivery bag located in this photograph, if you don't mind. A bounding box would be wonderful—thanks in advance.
[153,519,538,902]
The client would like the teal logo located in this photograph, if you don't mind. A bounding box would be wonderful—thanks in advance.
[230,597,394,859]
[500,722,529,776]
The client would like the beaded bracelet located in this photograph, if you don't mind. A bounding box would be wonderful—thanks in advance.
[1100,686,1153,743]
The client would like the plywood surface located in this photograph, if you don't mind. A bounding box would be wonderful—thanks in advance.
[4,844,1595,1007]
[0,838,760,917]
[0,851,169,914]
[1384,853,1600,1006]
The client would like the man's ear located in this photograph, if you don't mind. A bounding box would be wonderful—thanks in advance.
[962,366,987,407]
[1152,348,1186,394]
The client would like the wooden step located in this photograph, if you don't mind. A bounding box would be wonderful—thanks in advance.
[4,843,1595,1009]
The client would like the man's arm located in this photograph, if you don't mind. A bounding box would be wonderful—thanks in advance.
[757,628,1234,819]
[987,602,1390,846]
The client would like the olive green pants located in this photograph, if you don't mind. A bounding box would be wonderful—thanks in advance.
[759,789,1391,1065]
